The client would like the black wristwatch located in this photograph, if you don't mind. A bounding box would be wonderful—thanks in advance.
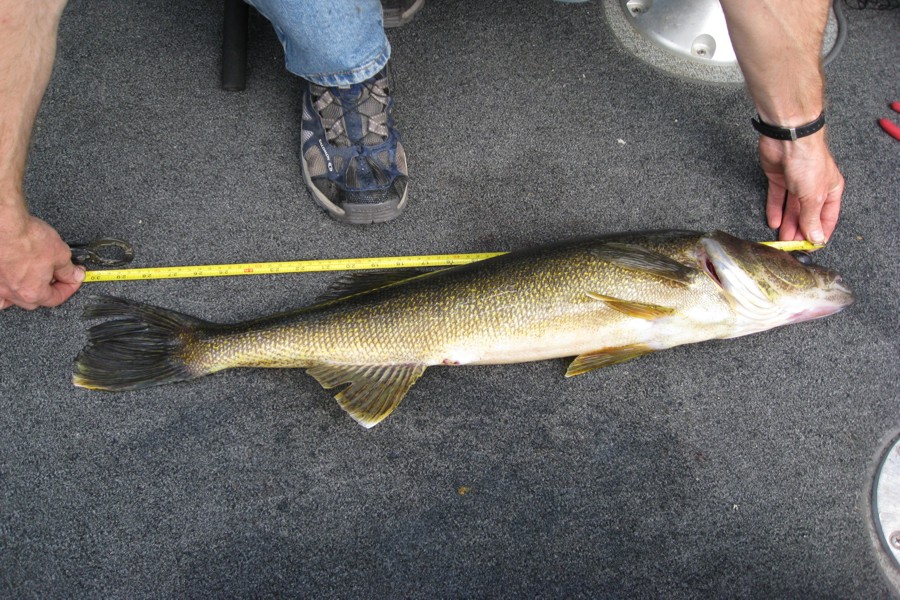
[751,112,826,141]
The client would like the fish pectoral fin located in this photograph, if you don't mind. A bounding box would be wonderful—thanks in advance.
[586,292,675,319]
[306,363,427,428]
[565,344,654,377]
[590,243,693,285]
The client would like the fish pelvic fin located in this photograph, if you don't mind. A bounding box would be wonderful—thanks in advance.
[586,292,675,320]
[306,363,427,428]
[73,296,209,391]
[565,344,654,377]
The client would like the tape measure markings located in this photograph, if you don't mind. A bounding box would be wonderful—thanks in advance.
[84,253,507,282]
[83,241,822,283]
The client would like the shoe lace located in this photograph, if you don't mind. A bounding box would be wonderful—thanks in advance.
[313,73,394,184]
[316,76,390,150]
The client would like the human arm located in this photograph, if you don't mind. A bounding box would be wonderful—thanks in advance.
[0,0,82,311]
[720,0,844,243]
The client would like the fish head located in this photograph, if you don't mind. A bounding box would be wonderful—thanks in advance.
[697,231,855,335]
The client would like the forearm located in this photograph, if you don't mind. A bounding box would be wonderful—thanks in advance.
[720,0,830,126]
[0,0,67,224]
[720,0,843,244]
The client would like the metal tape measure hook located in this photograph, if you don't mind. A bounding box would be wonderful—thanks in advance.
[70,238,135,267]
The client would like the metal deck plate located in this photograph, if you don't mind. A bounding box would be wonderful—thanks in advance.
[604,0,840,83]
[873,434,900,573]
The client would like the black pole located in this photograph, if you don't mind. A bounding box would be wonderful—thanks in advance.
[221,0,249,91]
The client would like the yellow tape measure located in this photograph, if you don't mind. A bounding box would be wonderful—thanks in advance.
[84,253,506,282]
[83,240,823,283]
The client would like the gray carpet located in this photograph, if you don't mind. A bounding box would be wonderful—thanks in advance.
[2,0,899,597]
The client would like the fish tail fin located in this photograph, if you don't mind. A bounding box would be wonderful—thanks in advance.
[73,296,211,391]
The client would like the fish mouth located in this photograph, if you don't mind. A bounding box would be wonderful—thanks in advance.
[828,275,855,300]
[787,304,846,322]
[787,273,855,322]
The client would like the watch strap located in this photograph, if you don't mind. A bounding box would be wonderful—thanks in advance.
[751,112,826,141]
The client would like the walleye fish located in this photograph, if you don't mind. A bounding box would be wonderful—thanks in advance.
[73,231,854,428]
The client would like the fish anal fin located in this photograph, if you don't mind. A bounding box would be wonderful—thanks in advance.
[306,363,427,428]
[565,344,654,377]
[586,292,675,320]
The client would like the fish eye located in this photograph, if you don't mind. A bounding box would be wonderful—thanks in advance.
[791,251,813,266]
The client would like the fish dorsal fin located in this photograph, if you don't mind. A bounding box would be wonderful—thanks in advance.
[565,344,653,377]
[315,269,436,303]
[586,292,675,319]
[590,243,693,285]
[306,363,428,428]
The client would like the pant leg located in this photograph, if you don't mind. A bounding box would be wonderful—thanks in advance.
[244,0,390,86]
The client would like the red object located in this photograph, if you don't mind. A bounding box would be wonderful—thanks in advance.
[881,117,900,141]
[879,102,900,141]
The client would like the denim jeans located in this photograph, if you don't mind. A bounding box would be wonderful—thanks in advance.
[243,0,390,87]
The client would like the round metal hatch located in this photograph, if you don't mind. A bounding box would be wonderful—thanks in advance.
[603,0,842,83]
[872,431,900,588]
